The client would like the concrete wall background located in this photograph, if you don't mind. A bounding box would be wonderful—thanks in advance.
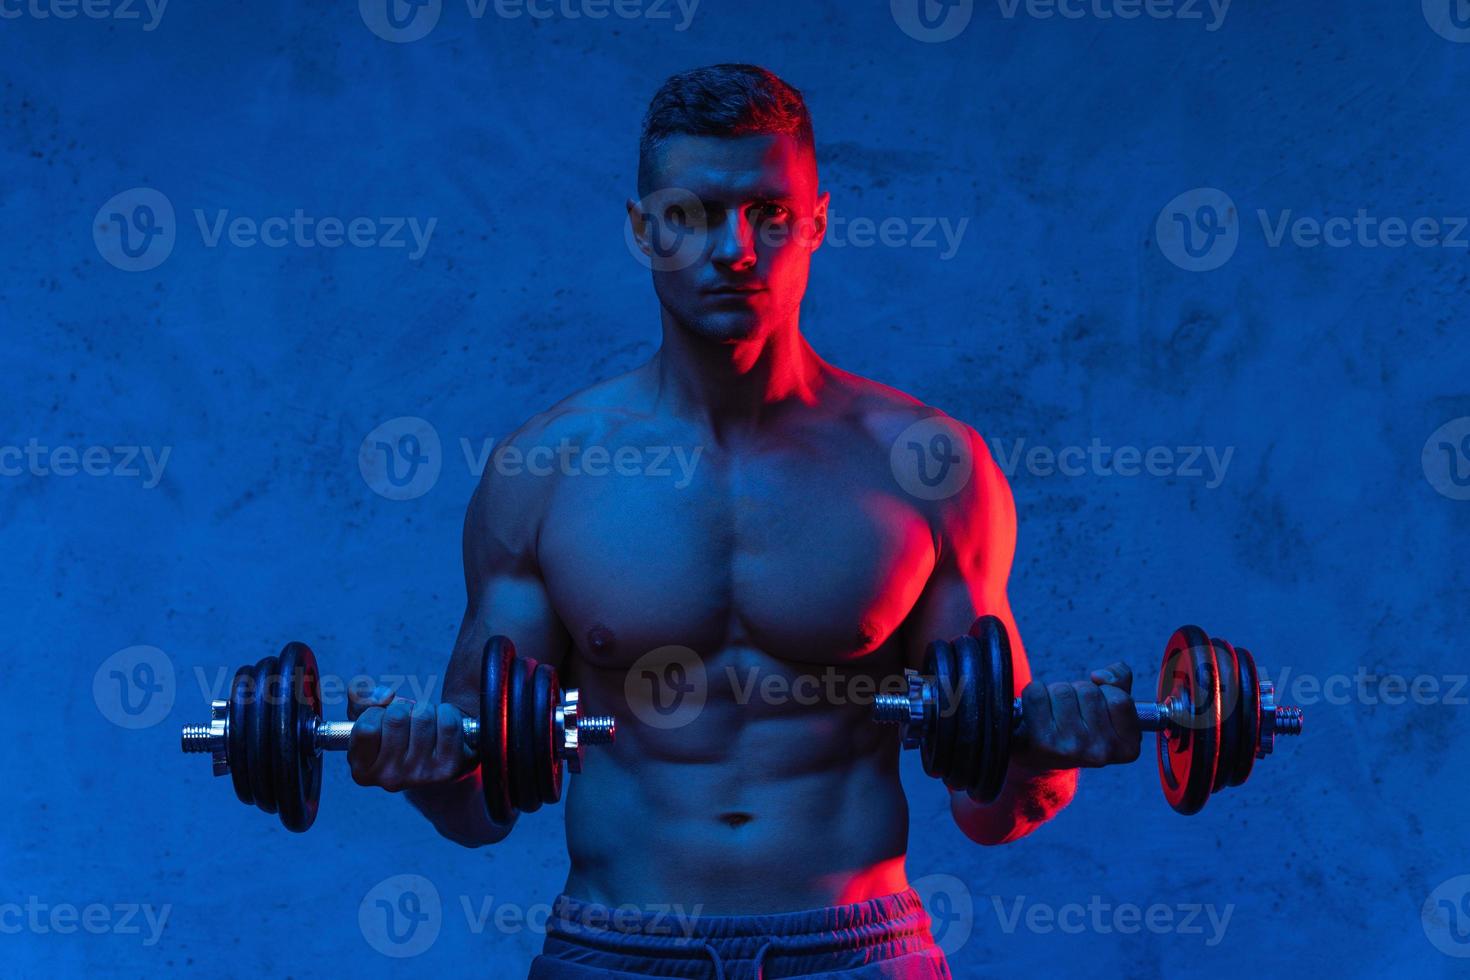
[4,0,1469,975]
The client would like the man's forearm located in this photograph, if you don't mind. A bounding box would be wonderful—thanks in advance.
[949,762,1077,846]
[405,770,515,848]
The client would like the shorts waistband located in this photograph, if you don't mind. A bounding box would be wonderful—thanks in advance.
[544,888,932,958]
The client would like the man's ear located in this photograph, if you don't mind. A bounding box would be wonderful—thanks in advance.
[626,196,652,256]
[807,190,831,251]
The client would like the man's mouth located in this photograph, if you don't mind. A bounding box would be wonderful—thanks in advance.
[704,285,766,297]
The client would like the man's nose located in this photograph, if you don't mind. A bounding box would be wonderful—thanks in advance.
[710,209,757,270]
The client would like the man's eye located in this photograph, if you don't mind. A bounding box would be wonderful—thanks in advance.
[662,205,705,228]
[752,204,789,222]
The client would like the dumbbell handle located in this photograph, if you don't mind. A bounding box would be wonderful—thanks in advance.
[874,677,1303,753]
[181,696,616,773]
[299,716,619,752]
[1027,696,1301,735]
[309,718,479,752]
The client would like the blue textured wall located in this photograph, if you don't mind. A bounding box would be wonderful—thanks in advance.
[5,1,1469,976]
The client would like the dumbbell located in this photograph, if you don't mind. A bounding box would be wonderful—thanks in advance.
[180,636,615,832]
[872,617,1304,815]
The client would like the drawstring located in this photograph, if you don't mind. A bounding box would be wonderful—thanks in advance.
[702,941,726,980]
[700,939,773,980]
[751,940,774,979]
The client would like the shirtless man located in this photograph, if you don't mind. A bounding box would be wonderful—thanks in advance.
[346,64,1141,978]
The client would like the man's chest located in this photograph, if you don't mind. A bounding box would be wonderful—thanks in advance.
[535,440,937,670]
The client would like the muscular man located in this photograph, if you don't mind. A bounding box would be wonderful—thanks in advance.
[347,64,1141,978]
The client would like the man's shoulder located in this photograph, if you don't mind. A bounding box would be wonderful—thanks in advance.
[830,367,1008,526]
[503,367,651,450]
[831,367,990,462]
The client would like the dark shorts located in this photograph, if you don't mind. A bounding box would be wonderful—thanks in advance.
[526,888,951,979]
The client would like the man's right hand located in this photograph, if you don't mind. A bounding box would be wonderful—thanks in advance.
[346,684,476,792]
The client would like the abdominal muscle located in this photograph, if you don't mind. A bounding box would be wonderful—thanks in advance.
[559,647,913,914]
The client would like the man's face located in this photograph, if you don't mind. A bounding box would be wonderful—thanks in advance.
[629,133,829,343]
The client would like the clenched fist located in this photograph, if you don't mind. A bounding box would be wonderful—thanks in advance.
[346,684,476,792]
[1011,662,1142,771]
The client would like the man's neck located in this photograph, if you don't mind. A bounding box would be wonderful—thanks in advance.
[650,315,828,444]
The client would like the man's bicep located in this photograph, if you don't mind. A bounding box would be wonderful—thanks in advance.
[901,440,1033,691]
[441,470,570,714]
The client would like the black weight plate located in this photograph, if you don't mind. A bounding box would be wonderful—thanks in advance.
[246,657,279,814]
[228,665,254,805]
[533,663,562,805]
[1210,638,1240,795]
[480,636,516,825]
[1155,627,1218,816]
[946,635,984,793]
[508,656,541,814]
[1229,646,1260,788]
[970,616,1014,805]
[920,639,958,782]
[273,642,322,833]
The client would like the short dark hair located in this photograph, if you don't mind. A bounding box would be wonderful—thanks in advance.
[637,64,816,195]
